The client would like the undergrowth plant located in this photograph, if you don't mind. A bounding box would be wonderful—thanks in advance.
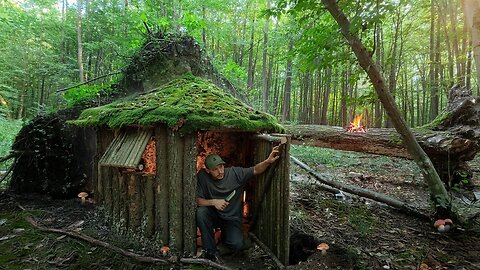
[0,117,22,158]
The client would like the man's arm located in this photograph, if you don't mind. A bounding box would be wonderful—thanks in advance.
[196,197,230,211]
[253,145,280,175]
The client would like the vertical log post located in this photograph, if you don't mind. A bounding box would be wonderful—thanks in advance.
[155,127,169,245]
[168,130,184,250]
[183,134,198,256]
[144,175,155,238]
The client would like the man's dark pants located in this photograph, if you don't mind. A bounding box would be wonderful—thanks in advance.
[196,206,244,255]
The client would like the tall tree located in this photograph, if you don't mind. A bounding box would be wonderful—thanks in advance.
[320,68,331,125]
[428,0,438,121]
[247,17,256,90]
[77,0,85,83]
[462,0,480,94]
[282,39,294,122]
[261,0,271,112]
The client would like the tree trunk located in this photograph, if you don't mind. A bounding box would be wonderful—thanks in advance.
[429,0,438,121]
[61,0,66,65]
[314,72,322,124]
[374,15,383,128]
[272,63,280,115]
[282,39,293,122]
[321,0,451,214]
[202,6,207,50]
[261,0,270,112]
[247,18,255,91]
[386,9,401,127]
[440,0,454,87]
[321,68,331,125]
[448,0,462,85]
[77,0,85,83]
[462,0,480,94]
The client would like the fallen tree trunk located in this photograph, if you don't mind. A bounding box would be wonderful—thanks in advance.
[291,156,430,219]
[286,125,479,185]
[286,85,480,187]
[285,125,477,160]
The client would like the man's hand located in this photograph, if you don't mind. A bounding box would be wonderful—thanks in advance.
[266,145,280,164]
[212,199,230,211]
[253,145,281,175]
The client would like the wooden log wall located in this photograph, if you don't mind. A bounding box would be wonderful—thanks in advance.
[251,134,290,266]
[96,127,197,255]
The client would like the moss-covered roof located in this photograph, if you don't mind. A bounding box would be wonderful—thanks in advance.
[69,75,284,134]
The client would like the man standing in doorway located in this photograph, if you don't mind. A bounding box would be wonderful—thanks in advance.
[196,146,280,262]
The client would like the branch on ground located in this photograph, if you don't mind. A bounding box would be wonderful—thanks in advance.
[291,155,431,220]
[25,216,233,270]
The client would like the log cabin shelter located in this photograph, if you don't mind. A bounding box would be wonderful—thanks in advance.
[70,74,291,265]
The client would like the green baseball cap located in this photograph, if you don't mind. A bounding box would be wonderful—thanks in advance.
[205,154,225,169]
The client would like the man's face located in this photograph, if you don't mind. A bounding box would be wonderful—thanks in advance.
[206,164,225,180]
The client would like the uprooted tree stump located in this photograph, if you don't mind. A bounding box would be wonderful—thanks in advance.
[287,85,480,187]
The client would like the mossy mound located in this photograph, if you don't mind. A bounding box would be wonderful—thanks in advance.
[70,74,283,134]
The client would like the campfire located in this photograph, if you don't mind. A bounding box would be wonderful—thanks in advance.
[345,114,367,133]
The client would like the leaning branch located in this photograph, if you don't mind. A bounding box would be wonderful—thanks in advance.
[56,71,121,92]
[249,232,285,269]
[291,156,430,220]
[0,152,17,163]
[0,163,15,185]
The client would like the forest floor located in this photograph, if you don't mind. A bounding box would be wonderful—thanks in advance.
[1,146,480,270]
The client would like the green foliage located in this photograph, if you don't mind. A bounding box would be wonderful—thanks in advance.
[181,11,205,34]
[63,84,113,107]
[70,74,284,134]
[215,58,248,90]
[0,117,23,158]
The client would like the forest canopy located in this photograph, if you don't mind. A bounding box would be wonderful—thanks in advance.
[1,0,478,128]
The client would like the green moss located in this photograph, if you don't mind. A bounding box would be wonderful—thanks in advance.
[69,74,284,134]
[420,111,451,129]
[389,132,403,145]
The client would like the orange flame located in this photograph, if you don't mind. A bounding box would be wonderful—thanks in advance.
[346,114,367,132]
[352,114,363,128]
